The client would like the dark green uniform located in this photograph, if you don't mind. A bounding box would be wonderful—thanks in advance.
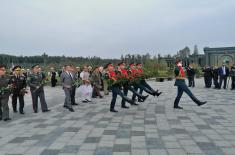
[10,75,27,113]
[0,75,11,120]
[27,72,49,113]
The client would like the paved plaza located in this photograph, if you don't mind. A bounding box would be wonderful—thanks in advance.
[0,78,235,155]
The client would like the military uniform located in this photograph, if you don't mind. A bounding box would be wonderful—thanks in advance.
[0,75,11,120]
[106,63,135,112]
[10,74,27,114]
[174,61,206,109]
[91,69,102,98]
[27,72,50,113]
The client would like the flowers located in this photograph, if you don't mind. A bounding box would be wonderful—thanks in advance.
[0,85,14,95]
[73,79,83,87]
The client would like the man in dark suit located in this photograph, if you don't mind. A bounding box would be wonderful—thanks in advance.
[60,65,75,112]
[218,63,230,89]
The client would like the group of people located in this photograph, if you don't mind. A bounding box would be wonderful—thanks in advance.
[0,59,214,121]
[202,63,235,90]
[0,64,51,121]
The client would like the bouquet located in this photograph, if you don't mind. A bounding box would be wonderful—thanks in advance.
[19,88,28,95]
[0,85,14,95]
[73,79,83,87]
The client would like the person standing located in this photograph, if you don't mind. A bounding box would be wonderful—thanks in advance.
[70,66,78,105]
[10,66,27,114]
[50,67,57,87]
[60,65,75,112]
[202,65,213,88]
[27,64,50,113]
[212,66,220,89]
[79,65,93,103]
[174,60,207,109]
[218,63,229,89]
[230,63,235,90]
[187,64,196,87]
[0,64,11,121]
[91,67,103,98]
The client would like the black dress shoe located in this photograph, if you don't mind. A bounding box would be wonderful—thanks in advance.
[69,108,75,112]
[0,118,2,121]
[141,95,149,101]
[3,118,11,121]
[198,101,207,106]
[121,105,129,109]
[34,111,38,113]
[72,103,79,105]
[174,106,183,109]
[13,110,17,113]
[110,109,118,112]
[138,99,144,102]
[99,96,103,99]
[20,111,25,114]
[155,91,162,97]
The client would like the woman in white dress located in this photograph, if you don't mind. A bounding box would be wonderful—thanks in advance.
[78,65,93,102]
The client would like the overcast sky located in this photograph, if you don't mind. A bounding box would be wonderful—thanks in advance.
[0,0,235,58]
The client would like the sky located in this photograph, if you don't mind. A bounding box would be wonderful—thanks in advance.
[0,0,235,58]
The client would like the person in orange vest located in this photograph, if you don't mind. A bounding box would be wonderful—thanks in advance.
[174,60,207,109]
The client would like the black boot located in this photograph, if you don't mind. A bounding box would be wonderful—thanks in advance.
[123,96,136,105]
[155,91,162,97]
[192,97,207,106]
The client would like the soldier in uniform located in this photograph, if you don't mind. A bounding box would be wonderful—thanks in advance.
[133,63,162,102]
[106,63,136,112]
[0,64,11,121]
[91,66,103,98]
[10,66,27,114]
[27,64,50,113]
[174,60,207,109]
[118,62,149,108]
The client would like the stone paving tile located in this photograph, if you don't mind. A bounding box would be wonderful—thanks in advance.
[0,79,235,155]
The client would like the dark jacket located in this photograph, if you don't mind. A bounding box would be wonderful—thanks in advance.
[218,66,229,77]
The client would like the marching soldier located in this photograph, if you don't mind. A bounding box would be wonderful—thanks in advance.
[10,66,27,114]
[134,63,162,99]
[174,60,207,109]
[27,64,50,113]
[0,64,11,121]
[106,63,135,112]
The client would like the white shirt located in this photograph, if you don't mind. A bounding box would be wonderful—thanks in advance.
[222,66,226,75]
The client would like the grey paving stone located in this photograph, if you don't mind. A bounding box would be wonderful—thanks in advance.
[95,147,113,155]
[0,79,235,155]
[113,144,131,152]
